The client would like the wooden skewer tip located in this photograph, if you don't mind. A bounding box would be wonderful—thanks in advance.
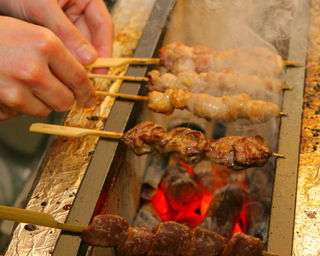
[284,61,305,67]
[281,85,293,90]
[272,153,285,158]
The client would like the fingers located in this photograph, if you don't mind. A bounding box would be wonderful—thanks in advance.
[45,36,97,108]
[85,0,113,58]
[35,0,97,64]
[0,85,52,118]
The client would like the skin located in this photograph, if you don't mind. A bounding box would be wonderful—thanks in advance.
[0,0,113,121]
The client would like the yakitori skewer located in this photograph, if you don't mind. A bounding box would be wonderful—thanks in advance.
[85,57,160,69]
[85,57,302,70]
[0,207,279,256]
[30,121,284,169]
[88,73,149,82]
[83,214,281,256]
[95,89,285,123]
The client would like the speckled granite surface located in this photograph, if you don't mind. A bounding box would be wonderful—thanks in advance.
[293,1,320,255]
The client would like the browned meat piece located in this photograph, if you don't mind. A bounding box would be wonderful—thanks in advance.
[81,214,129,247]
[147,89,281,123]
[221,232,264,256]
[161,164,202,212]
[159,43,284,78]
[165,127,207,164]
[122,122,273,169]
[186,226,226,256]
[148,89,192,114]
[122,121,168,155]
[116,226,155,256]
[200,184,246,238]
[147,69,283,98]
[205,135,272,170]
[148,221,191,256]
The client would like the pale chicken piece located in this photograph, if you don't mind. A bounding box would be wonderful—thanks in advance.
[147,69,283,99]
[159,43,284,78]
[147,89,280,123]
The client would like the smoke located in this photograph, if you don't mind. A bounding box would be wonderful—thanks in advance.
[199,0,299,46]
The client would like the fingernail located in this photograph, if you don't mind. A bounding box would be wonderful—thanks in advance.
[76,44,97,64]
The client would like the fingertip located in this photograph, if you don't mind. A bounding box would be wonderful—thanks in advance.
[76,43,98,65]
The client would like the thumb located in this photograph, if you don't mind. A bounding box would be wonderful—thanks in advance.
[36,2,97,64]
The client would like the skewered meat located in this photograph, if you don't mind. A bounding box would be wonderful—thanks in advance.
[82,214,264,256]
[148,221,191,256]
[221,232,264,256]
[81,214,129,247]
[147,89,281,123]
[159,43,284,78]
[187,226,226,256]
[200,184,246,238]
[205,135,272,169]
[117,226,155,256]
[122,121,272,169]
[147,69,283,98]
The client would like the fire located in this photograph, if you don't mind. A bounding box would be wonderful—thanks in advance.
[151,160,249,234]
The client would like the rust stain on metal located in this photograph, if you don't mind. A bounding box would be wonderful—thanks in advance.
[293,1,320,255]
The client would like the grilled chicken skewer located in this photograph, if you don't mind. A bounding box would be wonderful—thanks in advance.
[82,214,280,256]
[96,89,283,123]
[147,70,288,97]
[159,43,285,78]
[30,121,282,169]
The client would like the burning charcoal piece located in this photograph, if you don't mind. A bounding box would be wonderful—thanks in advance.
[204,136,272,170]
[221,232,263,256]
[186,226,226,256]
[81,214,129,247]
[193,160,215,194]
[122,121,168,155]
[148,221,191,256]
[117,226,155,256]
[161,165,202,212]
[200,184,245,238]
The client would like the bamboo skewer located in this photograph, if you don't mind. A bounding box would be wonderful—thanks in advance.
[0,205,85,233]
[85,57,160,68]
[85,57,303,69]
[283,60,304,67]
[88,73,149,82]
[95,90,149,101]
[29,123,124,139]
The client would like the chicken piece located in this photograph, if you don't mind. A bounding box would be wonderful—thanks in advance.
[148,89,192,114]
[147,69,283,98]
[148,221,191,256]
[204,135,272,170]
[186,226,226,256]
[165,127,207,164]
[116,226,155,256]
[159,43,284,78]
[81,214,129,247]
[200,184,246,238]
[221,232,264,256]
[148,89,280,123]
[122,121,168,155]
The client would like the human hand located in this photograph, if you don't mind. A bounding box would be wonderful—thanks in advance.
[0,0,113,64]
[0,17,96,121]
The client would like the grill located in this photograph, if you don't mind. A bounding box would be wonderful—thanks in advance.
[4,0,318,256]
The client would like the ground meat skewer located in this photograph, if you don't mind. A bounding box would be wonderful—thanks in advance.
[147,89,281,123]
[147,70,284,98]
[159,43,284,79]
[81,214,265,256]
[122,121,272,169]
